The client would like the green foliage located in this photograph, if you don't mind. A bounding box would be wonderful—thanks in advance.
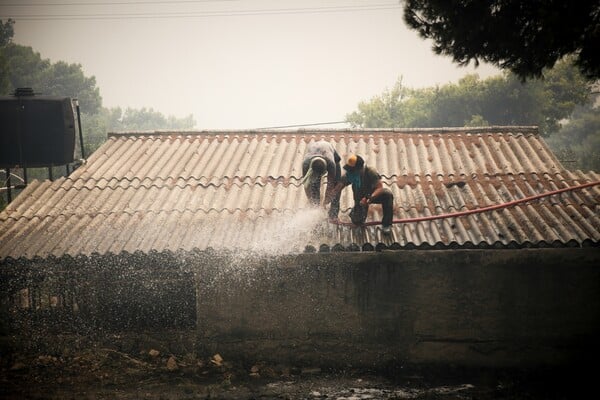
[79,108,121,157]
[541,58,593,131]
[113,107,196,131]
[480,74,547,128]
[346,59,597,169]
[464,115,489,127]
[0,43,102,113]
[403,0,600,80]
[346,59,592,136]
[422,74,488,127]
[546,102,600,171]
[0,19,15,94]
[1,44,49,92]
[81,107,196,156]
[346,79,409,128]
[0,19,14,47]
[41,61,102,113]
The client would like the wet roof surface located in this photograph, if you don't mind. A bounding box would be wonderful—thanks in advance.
[1,127,599,260]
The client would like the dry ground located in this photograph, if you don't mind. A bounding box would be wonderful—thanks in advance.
[0,347,591,400]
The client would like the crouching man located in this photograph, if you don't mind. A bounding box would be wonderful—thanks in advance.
[328,154,394,234]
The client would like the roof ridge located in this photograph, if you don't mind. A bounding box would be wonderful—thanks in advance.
[107,126,540,137]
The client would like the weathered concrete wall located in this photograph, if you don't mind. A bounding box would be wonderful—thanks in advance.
[195,248,600,368]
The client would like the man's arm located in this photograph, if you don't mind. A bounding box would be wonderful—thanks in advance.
[360,180,385,206]
[360,169,384,206]
[370,180,385,200]
[324,180,346,205]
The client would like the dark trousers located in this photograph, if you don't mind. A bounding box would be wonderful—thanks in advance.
[302,158,341,219]
[349,188,394,227]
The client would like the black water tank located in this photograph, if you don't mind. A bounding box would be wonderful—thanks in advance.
[0,93,76,168]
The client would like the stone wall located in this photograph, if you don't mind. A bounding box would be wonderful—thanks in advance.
[195,248,600,368]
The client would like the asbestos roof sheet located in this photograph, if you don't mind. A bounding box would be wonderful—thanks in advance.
[1,127,599,260]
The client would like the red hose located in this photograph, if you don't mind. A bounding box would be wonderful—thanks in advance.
[331,180,600,227]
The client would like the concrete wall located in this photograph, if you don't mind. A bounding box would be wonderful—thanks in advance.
[195,248,600,368]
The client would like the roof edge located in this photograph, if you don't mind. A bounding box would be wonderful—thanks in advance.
[107,126,540,137]
[3,239,598,264]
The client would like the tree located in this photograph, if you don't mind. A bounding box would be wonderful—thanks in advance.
[423,74,488,127]
[403,0,600,80]
[81,107,196,156]
[547,102,600,171]
[0,19,14,93]
[346,79,410,128]
[0,43,101,113]
[39,61,102,113]
[114,107,195,131]
[0,19,13,46]
[346,60,597,169]
[1,44,48,92]
[346,58,591,136]
[80,107,124,156]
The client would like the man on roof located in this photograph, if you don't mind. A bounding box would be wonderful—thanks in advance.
[301,140,342,221]
[328,154,394,235]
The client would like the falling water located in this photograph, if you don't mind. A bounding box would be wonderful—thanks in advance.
[245,208,326,255]
[191,207,330,283]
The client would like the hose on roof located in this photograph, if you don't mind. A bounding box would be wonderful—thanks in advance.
[330,180,600,227]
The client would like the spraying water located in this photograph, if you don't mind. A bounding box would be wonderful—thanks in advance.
[246,208,326,255]
[180,207,331,281]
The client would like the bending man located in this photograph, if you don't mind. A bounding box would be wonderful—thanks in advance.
[301,140,342,221]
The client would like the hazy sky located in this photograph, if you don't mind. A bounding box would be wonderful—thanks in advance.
[4,0,501,129]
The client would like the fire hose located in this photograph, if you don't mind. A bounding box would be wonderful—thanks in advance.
[330,180,600,227]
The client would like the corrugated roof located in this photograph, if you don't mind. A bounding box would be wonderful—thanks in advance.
[1,127,599,260]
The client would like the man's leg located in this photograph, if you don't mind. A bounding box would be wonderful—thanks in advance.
[371,189,394,227]
[349,203,368,226]
[328,162,342,219]
[329,189,341,219]
[309,178,321,206]
[302,157,320,206]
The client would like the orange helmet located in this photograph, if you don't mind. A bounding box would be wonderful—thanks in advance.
[346,154,358,167]
[344,154,364,171]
